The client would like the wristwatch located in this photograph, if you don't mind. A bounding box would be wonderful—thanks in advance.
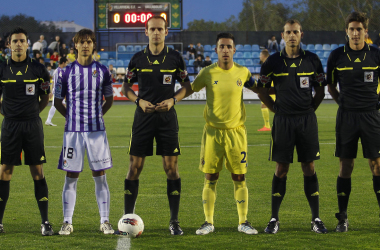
[135,98,140,106]
[173,97,177,105]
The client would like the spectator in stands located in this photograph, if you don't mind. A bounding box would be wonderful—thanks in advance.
[49,59,57,70]
[115,67,125,83]
[46,65,54,78]
[38,57,46,67]
[32,40,43,58]
[39,35,48,54]
[259,49,270,64]
[60,43,69,58]
[195,42,204,58]
[108,64,116,77]
[280,38,286,51]
[193,55,204,73]
[204,55,212,67]
[186,43,196,60]
[267,35,279,52]
[50,51,59,63]
[365,33,373,45]
[0,37,5,51]
[67,48,76,63]
[33,51,41,61]
[93,49,100,61]
[47,35,61,55]
[0,51,6,63]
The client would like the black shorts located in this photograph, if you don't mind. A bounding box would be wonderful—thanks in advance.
[335,108,380,159]
[1,117,46,166]
[129,108,180,157]
[270,112,320,163]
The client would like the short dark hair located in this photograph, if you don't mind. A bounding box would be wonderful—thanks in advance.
[260,49,270,58]
[216,33,235,46]
[283,19,302,32]
[145,15,168,30]
[73,29,96,54]
[59,57,68,64]
[9,27,28,40]
[345,12,369,30]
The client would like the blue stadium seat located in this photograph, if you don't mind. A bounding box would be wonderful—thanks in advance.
[255,66,261,73]
[235,52,244,58]
[211,45,216,51]
[134,45,142,52]
[100,60,108,65]
[236,44,244,51]
[247,67,255,73]
[338,44,345,47]
[316,51,324,58]
[212,59,218,64]
[189,75,195,82]
[322,44,331,51]
[315,44,323,51]
[118,45,126,52]
[252,52,260,58]
[100,53,109,60]
[187,66,194,74]
[323,51,330,58]
[251,44,260,52]
[184,59,189,65]
[188,59,195,66]
[204,52,211,58]
[324,66,327,73]
[204,44,212,51]
[211,52,218,59]
[301,43,307,50]
[116,60,124,67]
[243,52,252,58]
[142,45,147,50]
[126,45,134,52]
[243,44,252,51]
[320,58,327,66]
[124,60,130,66]
[253,59,261,65]
[306,44,315,50]
[107,60,116,66]
[245,59,253,66]
[167,45,174,50]
[330,44,339,50]
[237,59,245,65]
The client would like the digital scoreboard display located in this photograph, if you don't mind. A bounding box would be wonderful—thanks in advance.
[107,3,171,29]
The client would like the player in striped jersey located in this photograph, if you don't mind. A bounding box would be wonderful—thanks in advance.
[54,29,115,235]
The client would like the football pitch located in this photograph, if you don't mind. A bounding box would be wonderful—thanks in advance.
[1,101,380,249]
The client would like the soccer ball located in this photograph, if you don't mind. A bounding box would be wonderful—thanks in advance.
[118,213,144,238]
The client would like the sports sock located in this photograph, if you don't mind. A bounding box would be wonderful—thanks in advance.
[124,179,139,214]
[0,180,10,224]
[167,178,181,222]
[337,176,351,216]
[233,180,248,224]
[372,175,380,208]
[46,106,56,124]
[94,175,110,224]
[202,179,217,224]
[271,174,286,220]
[304,173,320,220]
[261,108,270,128]
[62,176,78,224]
[34,178,49,223]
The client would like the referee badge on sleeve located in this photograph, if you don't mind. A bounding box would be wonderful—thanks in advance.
[364,72,374,82]
[26,84,35,95]
[300,77,309,88]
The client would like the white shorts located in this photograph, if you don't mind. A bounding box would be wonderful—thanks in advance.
[57,131,113,172]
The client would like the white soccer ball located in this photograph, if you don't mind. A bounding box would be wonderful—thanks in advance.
[118,213,144,238]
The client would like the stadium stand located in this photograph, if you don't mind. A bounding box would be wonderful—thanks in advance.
[315,44,323,51]
[251,44,260,52]
[134,45,142,52]
[245,59,253,66]
[236,44,244,51]
[252,52,260,59]
[211,52,218,59]
[243,52,251,58]
[243,44,252,51]
[322,44,331,51]
[99,52,109,60]
[237,59,245,65]
[126,45,134,52]
[330,44,339,50]
[204,44,212,51]
[118,45,126,52]
[235,52,244,58]
[323,51,330,58]
[115,60,124,67]
[107,59,115,67]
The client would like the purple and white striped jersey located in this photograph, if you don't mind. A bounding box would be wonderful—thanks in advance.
[52,66,66,93]
[55,60,113,132]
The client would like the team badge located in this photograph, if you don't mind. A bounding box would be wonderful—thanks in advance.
[26,84,35,95]
[177,70,188,80]
[364,71,373,82]
[40,81,50,91]
[316,73,325,85]
[55,83,62,96]
[92,70,98,78]
[126,69,135,80]
[163,74,172,84]
[63,160,68,168]
[236,78,242,87]
[260,75,271,85]
[300,77,309,88]
[59,71,62,77]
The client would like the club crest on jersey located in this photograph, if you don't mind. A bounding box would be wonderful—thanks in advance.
[59,71,62,77]
[300,77,309,88]
[40,81,50,91]
[236,78,242,87]
[55,84,62,96]
[163,74,172,84]
[26,84,35,95]
[63,160,68,168]
[92,70,98,78]
[126,69,135,80]
[177,70,188,80]
[316,73,324,84]
[260,75,271,85]
[364,71,373,82]
[201,158,205,166]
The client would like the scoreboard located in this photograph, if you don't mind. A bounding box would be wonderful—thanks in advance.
[96,0,182,30]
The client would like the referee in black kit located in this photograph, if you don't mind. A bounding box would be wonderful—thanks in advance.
[122,15,191,235]
[327,12,380,232]
[0,27,53,235]
[257,19,327,234]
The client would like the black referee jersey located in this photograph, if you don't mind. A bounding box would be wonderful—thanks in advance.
[0,57,50,120]
[258,48,326,115]
[326,43,380,111]
[124,45,190,106]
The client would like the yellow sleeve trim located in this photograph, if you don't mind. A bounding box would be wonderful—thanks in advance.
[273,73,289,76]
[160,69,176,72]
[24,79,40,82]
[140,69,153,72]
[362,66,378,70]
[1,80,16,83]
[336,67,353,71]
[297,72,314,76]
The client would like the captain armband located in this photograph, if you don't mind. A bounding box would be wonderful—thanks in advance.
[244,77,256,88]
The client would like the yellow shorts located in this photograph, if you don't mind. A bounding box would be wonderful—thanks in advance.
[199,124,248,175]
[261,94,276,105]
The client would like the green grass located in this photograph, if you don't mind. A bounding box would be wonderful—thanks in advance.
[1,102,380,249]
